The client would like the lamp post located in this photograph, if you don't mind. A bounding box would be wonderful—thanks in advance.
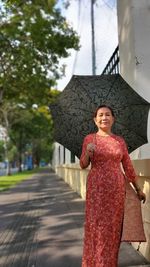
[91,0,96,75]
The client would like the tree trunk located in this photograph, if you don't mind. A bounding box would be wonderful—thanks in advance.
[6,161,11,176]
[18,152,22,172]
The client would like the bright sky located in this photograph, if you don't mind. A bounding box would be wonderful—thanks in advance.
[57,0,118,91]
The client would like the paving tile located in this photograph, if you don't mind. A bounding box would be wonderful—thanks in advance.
[0,168,149,267]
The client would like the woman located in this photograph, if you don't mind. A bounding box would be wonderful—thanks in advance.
[80,105,146,267]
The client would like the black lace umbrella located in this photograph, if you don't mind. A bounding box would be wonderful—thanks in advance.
[50,74,150,158]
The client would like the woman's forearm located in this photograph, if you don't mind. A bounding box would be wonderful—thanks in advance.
[132,179,141,192]
[80,152,90,169]
[132,179,146,203]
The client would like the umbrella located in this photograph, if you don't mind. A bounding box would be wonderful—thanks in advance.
[50,74,150,158]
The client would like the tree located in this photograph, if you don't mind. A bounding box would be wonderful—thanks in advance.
[7,89,61,171]
[0,0,79,105]
[0,1,79,174]
[0,140,5,162]
[30,107,54,166]
[0,101,19,174]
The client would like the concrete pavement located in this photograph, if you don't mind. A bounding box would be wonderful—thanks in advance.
[0,168,149,267]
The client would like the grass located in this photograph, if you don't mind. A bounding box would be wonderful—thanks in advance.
[0,168,40,192]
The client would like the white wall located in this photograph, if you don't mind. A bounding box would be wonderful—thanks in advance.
[117,0,150,159]
[51,142,79,168]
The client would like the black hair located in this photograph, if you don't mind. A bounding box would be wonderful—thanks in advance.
[93,104,115,118]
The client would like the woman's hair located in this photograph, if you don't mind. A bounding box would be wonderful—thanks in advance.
[93,104,115,118]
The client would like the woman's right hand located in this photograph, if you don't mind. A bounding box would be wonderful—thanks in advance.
[137,190,146,203]
[86,143,95,157]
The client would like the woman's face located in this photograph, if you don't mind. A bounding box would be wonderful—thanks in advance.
[94,107,114,131]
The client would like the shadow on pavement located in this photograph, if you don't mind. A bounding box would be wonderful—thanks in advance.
[0,168,149,267]
[0,169,84,267]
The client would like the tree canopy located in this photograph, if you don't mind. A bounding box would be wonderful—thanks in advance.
[0,0,80,171]
[0,0,79,105]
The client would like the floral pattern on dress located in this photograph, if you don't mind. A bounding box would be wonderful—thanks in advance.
[80,133,137,267]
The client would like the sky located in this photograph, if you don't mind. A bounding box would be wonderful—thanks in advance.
[56,0,118,90]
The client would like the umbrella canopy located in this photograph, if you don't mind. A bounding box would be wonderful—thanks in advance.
[50,74,150,158]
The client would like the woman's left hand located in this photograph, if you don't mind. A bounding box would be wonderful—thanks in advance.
[137,190,146,203]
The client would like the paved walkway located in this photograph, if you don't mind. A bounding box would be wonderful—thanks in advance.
[0,168,149,267]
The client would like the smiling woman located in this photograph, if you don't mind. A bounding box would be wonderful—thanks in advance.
[80,105,146,267]
[93,105,115,135]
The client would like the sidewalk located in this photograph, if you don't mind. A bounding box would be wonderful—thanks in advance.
[0,168,149,267]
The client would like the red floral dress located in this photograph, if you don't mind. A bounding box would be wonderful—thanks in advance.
[80,133,137,267]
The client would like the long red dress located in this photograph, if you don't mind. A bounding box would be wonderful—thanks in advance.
[80,133,137,267]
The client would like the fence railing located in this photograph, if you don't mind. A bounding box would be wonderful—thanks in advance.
[102,45,120,74]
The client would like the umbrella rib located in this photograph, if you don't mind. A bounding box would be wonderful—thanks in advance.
[75,75,150,107]
[75,75,119,104]
[104,75,119,101]
[76,78,96,102]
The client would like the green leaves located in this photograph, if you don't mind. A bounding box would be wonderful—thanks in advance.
[1,0,79,105]
[0,0,78,168]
